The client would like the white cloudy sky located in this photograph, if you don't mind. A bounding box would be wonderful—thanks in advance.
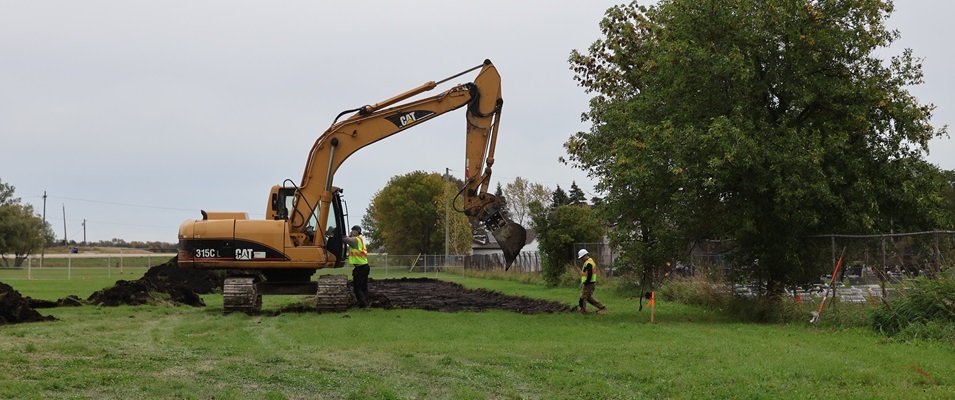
[1,1,952,243]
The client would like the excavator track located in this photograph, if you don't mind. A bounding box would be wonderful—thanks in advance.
[315,275,352,312]
[223,276,262,314]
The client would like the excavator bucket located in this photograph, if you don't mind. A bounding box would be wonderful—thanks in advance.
[492,219,527,270]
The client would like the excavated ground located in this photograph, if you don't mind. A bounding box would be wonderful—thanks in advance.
[0,258,569,324]
[0,282,56,325]
[365,278,570,314]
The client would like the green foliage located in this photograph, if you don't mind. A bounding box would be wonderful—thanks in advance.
[658,275,877,326]
[566,0,949,293]
[550,185,569,209]
[529,202,602,286]
[3,273,955,398]
[568,181,587,206]
[0,179,54,267]
[364,171,471,255]
[871,276,955,344]
[942,170,955,228]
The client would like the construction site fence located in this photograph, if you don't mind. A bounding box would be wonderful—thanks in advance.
[366,251,542,273]
[613,230,955,301]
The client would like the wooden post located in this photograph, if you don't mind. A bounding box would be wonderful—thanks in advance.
[650,291,656,323]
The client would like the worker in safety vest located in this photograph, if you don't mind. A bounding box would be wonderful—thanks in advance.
[343,225,370,309]
[578,249,607,314]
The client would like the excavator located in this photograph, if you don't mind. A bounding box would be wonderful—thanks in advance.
[178,59,526,313]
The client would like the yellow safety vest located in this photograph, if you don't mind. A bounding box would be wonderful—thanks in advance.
[348,235,368,265]
[581,258,597,284]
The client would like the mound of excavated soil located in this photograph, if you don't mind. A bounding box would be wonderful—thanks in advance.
[87,256,223,307]
[27,295,84,309]
[364,278,570,314]
[0,281,56,325]
[10,256,567,315]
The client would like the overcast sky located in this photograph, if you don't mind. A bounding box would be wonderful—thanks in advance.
[2,1,952,244]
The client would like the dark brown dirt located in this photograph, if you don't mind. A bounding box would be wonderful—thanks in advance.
[0,281,56,325]
[87,256,222,307]
[4,256,569,317]
[364,278,570,314]
[27,295,84,309]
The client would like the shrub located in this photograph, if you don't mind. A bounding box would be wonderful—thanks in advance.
[658,275,875,326]
[871,276,955,343]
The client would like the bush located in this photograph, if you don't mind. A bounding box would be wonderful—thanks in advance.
[658,276,731,309]
[657,275,875,325]
[871,276,955,343]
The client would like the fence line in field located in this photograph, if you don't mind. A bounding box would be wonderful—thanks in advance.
[1,253,176,281]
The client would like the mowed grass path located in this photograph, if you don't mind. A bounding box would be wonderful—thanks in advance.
[1,267,954,399]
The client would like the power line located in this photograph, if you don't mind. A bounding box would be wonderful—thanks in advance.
[48,195,196,212]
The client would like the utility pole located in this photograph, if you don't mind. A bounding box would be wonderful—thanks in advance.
[62,204,67,245]
[40,191,47,268]
[82,219,87,246]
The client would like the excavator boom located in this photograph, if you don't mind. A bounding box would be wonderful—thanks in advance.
[179,59,526,313]
[291,59,525,267]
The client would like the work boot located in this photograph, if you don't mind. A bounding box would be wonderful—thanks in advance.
[596,307,609,315]
[577,306,587,314]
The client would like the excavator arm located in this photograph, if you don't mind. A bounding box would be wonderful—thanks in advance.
[291,59,526,266]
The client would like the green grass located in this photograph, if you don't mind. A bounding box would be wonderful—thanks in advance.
[2,268,954,399]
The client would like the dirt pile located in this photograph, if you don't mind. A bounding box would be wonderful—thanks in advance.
[366,278,570,314]
[27,295,84,309]
[87,256,223,307]
[0,281,56,325]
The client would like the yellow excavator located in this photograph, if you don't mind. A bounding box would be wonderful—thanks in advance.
[178,59,526,313]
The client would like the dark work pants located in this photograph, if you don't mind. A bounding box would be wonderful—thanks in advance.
[352,264,370,308]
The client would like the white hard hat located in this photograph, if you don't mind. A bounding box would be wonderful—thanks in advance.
[578,249,589,259]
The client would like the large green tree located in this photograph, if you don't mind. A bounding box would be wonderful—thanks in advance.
[363,171,472,256]
[566,0,949,293]
[0,179,54,267]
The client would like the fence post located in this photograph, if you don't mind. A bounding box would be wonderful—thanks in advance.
[68,252,72,280]
[108,256,111,279]
[881,236,887,299]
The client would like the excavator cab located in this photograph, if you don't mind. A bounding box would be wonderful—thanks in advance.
[269,186,295,221]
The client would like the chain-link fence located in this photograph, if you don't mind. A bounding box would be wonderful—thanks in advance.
[367,251,542,273]
[0,253,175,280]
[641,231,955,301]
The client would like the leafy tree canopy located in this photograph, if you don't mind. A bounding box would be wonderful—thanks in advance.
[0,179,54,267]
[363,171,472,255]
[530,201,603,286]
[566,0,949,292]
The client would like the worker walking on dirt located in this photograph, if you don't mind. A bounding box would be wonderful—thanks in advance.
[344,225,370,309]
[577,249,607,314]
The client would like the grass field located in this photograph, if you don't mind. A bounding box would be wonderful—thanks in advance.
[2,265,954,399]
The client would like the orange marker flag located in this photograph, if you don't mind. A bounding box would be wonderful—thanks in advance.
[649,291,656,323]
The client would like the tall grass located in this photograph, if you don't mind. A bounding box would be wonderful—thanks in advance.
[871,276,955,344]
